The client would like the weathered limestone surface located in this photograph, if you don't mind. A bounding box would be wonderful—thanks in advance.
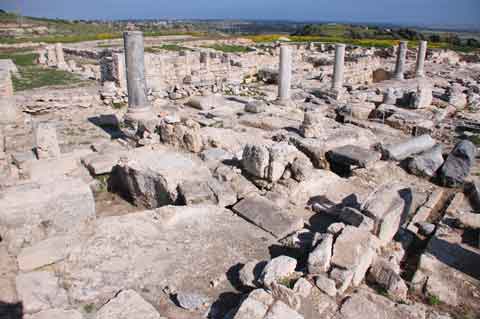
[0,178,95,253]
[232,194,304,239]
[111,147,212,208]
[96,289,163,319]
[61,205,273,306]
[33,121,61,159]
[15,271,68,314]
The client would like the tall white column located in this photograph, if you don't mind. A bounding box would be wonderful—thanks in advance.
[415,41,428,78]
[331,44,346,91]
[393,41,408,80]
[277,44,292,103]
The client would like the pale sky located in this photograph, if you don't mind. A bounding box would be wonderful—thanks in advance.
[1,0,479,28]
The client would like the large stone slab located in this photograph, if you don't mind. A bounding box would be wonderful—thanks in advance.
[0,178,95,253]
[439,140,476,188]
[60,205,274,307]
[327,145,381,168]
[232,194,304,239]
[111,147,212,208]
[96,289,163,319]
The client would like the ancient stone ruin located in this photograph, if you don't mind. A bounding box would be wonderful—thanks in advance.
[1,30,480,319]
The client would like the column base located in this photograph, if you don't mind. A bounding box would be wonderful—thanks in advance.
[274,98,296,107]
[392,74,405,81]
[124,106,155,124]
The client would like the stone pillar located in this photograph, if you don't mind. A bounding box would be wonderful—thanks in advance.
[0,70,17,125]
[55,43,67,70]
[123,31,153,124]
[331,44,346,91]
[415,41,428,78]
[277,44,292,103]
[393,41,408,80]
[46,45,57,67]
[33,121,61,159]
[112,53,127,90]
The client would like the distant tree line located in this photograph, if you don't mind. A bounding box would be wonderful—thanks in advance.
[295,24,480,48]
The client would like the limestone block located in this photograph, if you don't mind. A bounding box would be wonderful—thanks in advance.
[96,290,162,319]
[15,271,68,314]
[33,121,61,159]
[0,178,95,253]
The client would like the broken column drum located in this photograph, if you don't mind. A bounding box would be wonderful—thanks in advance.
[331,44,346,91]
[123,31,153,124]
[393,41,408,80]
[277,44,292,103]
[415,41,428,78]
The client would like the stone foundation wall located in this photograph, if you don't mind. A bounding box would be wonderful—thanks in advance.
[0,70,13,97]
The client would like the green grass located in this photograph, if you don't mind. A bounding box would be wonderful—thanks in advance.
[202,44,254,53]
[0,52,37,66]
[427,294,441,306]
[146,44,193,53]
[1,52,86,91]
[13,67,84,91]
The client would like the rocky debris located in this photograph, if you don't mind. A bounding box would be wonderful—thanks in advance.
[111,147,213,208]
[362,183,410,245]
[382,135,436,161]
[229,289,274,319]
[329,267,354,294]
[407,145,444,178]
[259,255,297,287]
[24,309,83,319]
[242,142,305,183]
[269,282,301,311]
[300,109,325,138]
[264,300,304,319]
[232,194,304,239]
[307,233,333,274]
[439,140,476,187]
[337,290,425,319]
[327,145,381,169]
[314,274,337,297]
[239,260,265,287]
[368,258,408,301]
[176,292,208,311]
[331,226,379,286]
[416,222,436,236]
[406,82,433,109]
[338,207,375,231]
[0,178,95,254]
[465,178,480,211]
[336,102,375,121]
[245,100,268,113]
[185,95,223,110]
[15,271,69,314]
[157,118,203,153]
[292,278,312,298]
[443,84,467,108]
[96,290,163,319]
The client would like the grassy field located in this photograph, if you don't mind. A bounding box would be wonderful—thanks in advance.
[0,52,86,91]
[145,44,194,53]
[201,44,254,53]
[245,34,478,51]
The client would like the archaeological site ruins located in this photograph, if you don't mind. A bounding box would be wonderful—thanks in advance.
[1,20,480,319]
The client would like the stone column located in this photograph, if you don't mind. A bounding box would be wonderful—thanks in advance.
[393,41,408,80]
[123,31,153,124]
[55,43,67,70]
[331,44,346,91]
[112,53,126,90]
[33,121,61,159]
[415,41,428,78]
[277,44,292,103]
